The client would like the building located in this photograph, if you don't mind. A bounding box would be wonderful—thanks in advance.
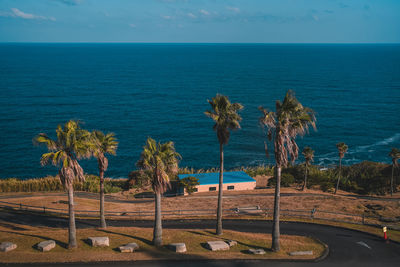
[178,171,256,194]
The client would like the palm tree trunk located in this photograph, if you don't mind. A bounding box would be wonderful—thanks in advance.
[391,164,394,196]
[153,192,162,247]
[271,166,281,251]
[99,169,106,228]
[302,164,308,191]
[67,187,77,249]
[335,158,342,194]
[216,142,224,235]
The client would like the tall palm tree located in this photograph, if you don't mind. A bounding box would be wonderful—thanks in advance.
[335,142,348,194]
[302,146,314,191]
[34,120,91,249]
[205,94,243,235]
[137,137,180,247]
[389,148,400,196]
[259,90,316,252]
[90,130,118,228]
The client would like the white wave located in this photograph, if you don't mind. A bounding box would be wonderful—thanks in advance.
[353,133,400,153]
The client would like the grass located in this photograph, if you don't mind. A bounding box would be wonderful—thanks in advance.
[0,224,325,263]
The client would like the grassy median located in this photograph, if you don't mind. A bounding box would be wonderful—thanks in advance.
[0,223,325,263]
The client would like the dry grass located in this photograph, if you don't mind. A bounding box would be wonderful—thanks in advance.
[0,223,324,263]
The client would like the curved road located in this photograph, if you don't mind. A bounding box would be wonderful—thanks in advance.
[1,210,399,267]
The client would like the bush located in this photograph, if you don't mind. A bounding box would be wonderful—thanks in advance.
[268,173,295,187]
[179,176,200,194]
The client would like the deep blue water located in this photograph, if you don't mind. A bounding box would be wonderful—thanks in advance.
[0,43,399,179]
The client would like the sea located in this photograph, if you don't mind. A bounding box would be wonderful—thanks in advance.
[0,43,399,179]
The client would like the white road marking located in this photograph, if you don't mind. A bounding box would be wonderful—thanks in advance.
[356,241,372,250]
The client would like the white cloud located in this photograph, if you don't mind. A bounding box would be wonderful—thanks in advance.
[187,12,196,18]
[226,6,240,13]
[10,8,56,21]
[312,15,319,21]
[162,15,172,20]
[53,0,83,6]
[129,23,137,28]
[199,9,210,16]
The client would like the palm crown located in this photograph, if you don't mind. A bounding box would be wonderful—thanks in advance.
[204,94,243,145]
[389,148,400,166]
[33,120,91,188]
[336,142,348,159]
[302,146,314,165]
[91,130,118,172]
[259,90,316,167]
[137,137,181,194]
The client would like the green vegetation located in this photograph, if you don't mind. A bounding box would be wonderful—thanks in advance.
[179,176,200,194]
[389,148,400,196]
[335,142,348,194]
[259,90,317,252]
[302,146,314,191]
[205,94,243,235]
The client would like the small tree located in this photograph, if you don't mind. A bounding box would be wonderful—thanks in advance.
[302,147,314,191]
[180,176,200,194]
[389,148,400,196]
[335,142,348,194]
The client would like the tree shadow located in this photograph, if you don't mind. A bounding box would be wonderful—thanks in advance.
[97,228,153,246]
[0,229,68,249]
[0,221,28,231]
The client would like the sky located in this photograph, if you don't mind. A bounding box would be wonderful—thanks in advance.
[0,0,399,43]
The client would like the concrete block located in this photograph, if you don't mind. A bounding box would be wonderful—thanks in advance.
[206,241,230,251]
[88,236,109,247]
[119,243,139,253]
[289,250,313,256]
[0,242,17,252]
[168,243,187,253]
[37,240,56,252]
[248,248,266,254]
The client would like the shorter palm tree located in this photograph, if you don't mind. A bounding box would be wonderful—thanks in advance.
[137,137,181,247]
[302,146,314,191]
[90,130,118,228]
[34,120,91,248]
[205,94,243,235]
[389,148,400,196]
[335,142,348,194]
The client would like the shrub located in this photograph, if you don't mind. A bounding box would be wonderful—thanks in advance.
[179,176,200,194]
[268,173,295,187]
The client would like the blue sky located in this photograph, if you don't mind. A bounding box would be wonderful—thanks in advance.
[0,0,399,43]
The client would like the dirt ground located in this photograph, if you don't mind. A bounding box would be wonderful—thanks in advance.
[1,175,399,222]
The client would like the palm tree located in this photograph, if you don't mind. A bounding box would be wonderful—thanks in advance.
[34,120,91,249]
[335,142,348,194]
[259,90,316,252]
[137,137,181,247]
[205,94,243,235]
[90,130,118,228]
[389,148,400,196]
[302,146,314,191]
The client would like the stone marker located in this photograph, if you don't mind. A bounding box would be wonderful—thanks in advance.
[88,237,109,247]
[0,242,17,252]
[37,240,56,252]
[248,248,266,255]
[225,240,237,247]
[119,243,139,253]
[206,241,230,251]
[289,250,313,256]
[168,243,187,253]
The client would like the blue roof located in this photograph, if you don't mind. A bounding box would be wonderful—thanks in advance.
[178,171,255,185]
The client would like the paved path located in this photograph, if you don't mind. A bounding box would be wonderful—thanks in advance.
[1,210,399,266]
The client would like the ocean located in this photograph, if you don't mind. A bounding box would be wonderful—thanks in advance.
[0,43,399,179]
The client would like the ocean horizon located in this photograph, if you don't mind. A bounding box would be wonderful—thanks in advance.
[0,43,399,179]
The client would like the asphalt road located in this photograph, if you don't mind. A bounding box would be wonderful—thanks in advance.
[1,210,399,267]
